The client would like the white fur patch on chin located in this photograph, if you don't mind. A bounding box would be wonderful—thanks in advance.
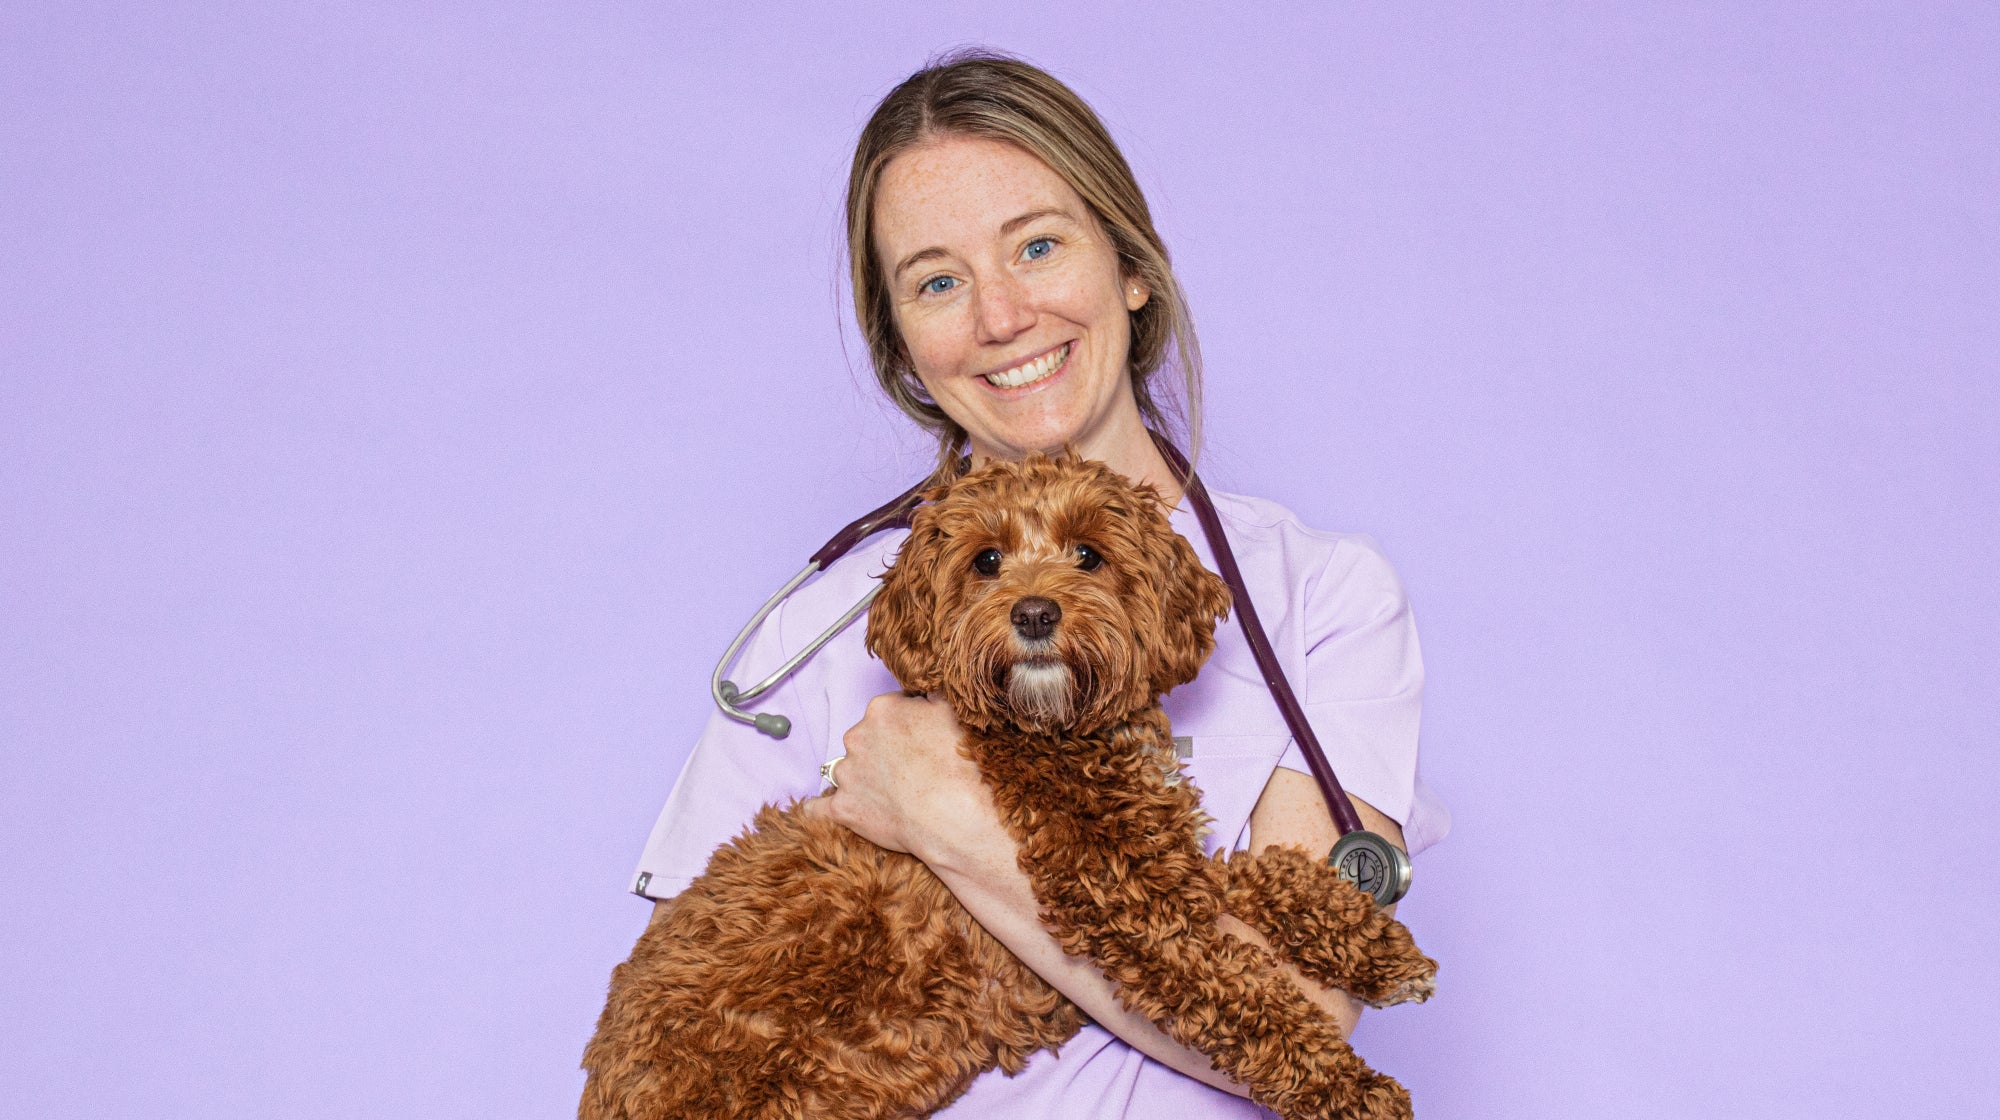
[1007,661,1074,725]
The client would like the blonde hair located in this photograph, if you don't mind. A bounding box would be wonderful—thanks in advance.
[845,49,1203,479]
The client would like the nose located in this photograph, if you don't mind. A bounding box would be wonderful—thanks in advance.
[1011,596,1061,641]
[975,271,1034,343]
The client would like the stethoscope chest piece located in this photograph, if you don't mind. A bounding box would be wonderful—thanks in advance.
[1328,830,1412,907]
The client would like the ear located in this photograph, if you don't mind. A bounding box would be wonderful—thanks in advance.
[865,516,947,695]
[1146,515,1232,695]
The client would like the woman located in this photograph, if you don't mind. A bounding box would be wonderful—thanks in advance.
[625,51,1448,1115]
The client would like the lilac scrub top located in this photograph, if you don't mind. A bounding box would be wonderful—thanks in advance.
[630,486,1449,1119]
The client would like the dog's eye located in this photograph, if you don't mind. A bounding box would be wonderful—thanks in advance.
[973,548,1003,577]
[1075,544,1104,571]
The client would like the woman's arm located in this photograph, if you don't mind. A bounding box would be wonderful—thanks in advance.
[801,692,1405,1096]
[1240,765,1406,1039]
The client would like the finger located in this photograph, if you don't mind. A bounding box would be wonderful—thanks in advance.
[799,792,833,818]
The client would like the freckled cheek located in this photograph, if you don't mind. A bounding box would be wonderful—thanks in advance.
[1035,271,1106,321]
[901,308,978,382]
[1042,277,1130,346]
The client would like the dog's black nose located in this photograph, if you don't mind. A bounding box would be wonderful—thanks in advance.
[1011,596,1061,641]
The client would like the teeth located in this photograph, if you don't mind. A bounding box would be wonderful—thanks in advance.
[985,343,1069,389]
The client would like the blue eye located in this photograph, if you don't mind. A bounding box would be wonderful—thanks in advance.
[922,275,958,295]
[1023,237,1054,260]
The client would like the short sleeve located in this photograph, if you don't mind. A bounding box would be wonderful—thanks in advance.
[628,593,831,901]
[1273,538,1450,855]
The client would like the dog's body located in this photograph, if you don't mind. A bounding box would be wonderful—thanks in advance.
[582,456,1436,1120]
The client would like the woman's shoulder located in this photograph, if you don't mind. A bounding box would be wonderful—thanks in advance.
[1198,487,1408,606]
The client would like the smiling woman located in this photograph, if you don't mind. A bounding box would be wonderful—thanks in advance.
[599,48,1448,1120]
[870,136,1154,464]
[844,55,1203,479]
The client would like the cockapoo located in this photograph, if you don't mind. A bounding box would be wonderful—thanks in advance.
[581,454,1436,1120]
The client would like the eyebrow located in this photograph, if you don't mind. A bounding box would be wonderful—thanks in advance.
[1000,207,1073,235]
[892,246,950,282]
[890,207,1080,281]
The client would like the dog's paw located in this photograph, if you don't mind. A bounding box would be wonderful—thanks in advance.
[1343,945,1438,1009]
[1359,970,1435,1009]
[1351,1072,1415,1120]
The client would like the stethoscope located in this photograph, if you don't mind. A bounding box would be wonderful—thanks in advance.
[711,432,1413,906]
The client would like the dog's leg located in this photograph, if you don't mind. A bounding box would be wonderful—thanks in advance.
[1063,898,1416,1120]
[982,719,1418,1118]
[1221,846,1437,1008]
[1208,947,1417,1120]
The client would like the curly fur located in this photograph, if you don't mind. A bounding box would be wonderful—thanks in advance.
[581,453,1437,1120]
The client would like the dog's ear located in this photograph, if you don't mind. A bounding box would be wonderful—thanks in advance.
[1144,511,1233,695]
[866,511,947,695]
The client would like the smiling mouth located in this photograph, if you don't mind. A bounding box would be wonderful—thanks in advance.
[983,343,1071,390]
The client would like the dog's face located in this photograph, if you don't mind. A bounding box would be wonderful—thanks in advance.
[867,453,1232,735]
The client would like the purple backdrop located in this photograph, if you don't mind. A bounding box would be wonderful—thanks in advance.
[4,3,1995,1116]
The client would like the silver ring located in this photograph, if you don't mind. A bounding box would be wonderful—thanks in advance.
[819,755,843,790]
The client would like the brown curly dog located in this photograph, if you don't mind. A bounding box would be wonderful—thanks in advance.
[580,453,1437,1120]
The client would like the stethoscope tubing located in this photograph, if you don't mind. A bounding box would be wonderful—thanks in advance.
[710,562,883,740]
[712,475,930,737]
[1148,434,1368,838]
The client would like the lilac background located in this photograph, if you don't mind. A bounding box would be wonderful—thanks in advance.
[4,3,1996,1117]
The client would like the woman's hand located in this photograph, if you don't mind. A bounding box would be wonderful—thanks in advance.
[799,691,992,859]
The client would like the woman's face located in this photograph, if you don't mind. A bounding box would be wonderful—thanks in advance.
[872,134,1150,462]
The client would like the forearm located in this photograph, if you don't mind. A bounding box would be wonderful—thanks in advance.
[914,809,1362,1096]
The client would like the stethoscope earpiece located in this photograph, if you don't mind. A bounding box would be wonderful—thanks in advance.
[1328,830,1412,907]
[716,680,795,739]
